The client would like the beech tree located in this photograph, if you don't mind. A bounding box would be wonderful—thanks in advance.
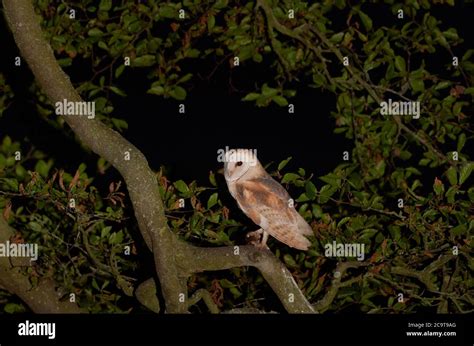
[0,0,472,314]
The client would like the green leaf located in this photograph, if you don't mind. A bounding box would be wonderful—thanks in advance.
[185,48,200,58]
[433,178,444,196]
[159,6,176,19]
[464,87,474,95]
[148,85,165,96]
[2,136,12,148]
[318,184,337,204]
[446,166,457,185]
[389,226,401,241]
[109,86,127,96]
[468,187,474,202]
[329,32,344,43]
[419,158,431,166]
[319,173,341,188]
[446,186,457,204]
[209,171,217,187]
[15,165,26,179]
[92,278,100,290]
[169,86,187,100]
[457,133,466,152]
[133,55,156,67]
[101,226,112,239]
[296,193,309,202]
[98,41,108,51]
[111,118,128,130]
[99,0,112,11]
[305,181,317,200]
[207,192,219,209]
[453,102,463,116]
[434,29,448,47]
[278,157,292,171]
[394,56,406,73]
[229,287,242,298]
[283,254,297,268]
[337,216,351,228]
[312,204,322,218]
[214,0,228,9]
[450,224,467,237]
[358,228,378,242]
[435,81,451,90]
[109,230,124,245]
[115,65,125,78]
[207,15,215,31]
[242,92,260,101]
[272,95,288,107]
[281,173,299,184]
[443,28,458,40]
[88,28,104,37]
[35,160,51,178]
[261,84,278,97]
[358,10,372,31]
[4,303,25,313]
[459,163,473,185]
[1,178,19,191]
[411,78,424,93]
[219,279,234,288]
[178,73,193,84]
[5,156,15,167]
[174,180,190,194]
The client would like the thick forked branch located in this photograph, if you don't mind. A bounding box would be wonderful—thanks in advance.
[3,0,187,312]
[136,244,316,313]
[3,0,315,314]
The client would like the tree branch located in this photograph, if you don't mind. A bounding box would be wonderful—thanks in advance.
[135,278,160,313]
[177,244,315,313]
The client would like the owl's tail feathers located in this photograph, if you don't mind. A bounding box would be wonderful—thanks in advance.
[292,213,313,250]
[290,233,312,250]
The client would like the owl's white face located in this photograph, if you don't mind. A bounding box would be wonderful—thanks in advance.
[224,149,258,182]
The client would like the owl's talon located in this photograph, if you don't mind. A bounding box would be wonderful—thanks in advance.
[246,229,263,246]
[259,230,269,249]
[246,229,269,250]
[254,242,269,250]
[246,228,262,238]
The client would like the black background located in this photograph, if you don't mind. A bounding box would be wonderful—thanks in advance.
[0,314,472,345]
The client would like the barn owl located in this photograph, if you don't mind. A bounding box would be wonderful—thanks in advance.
[224,149,313,250]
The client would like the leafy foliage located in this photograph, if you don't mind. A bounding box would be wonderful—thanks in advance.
[0,0,472,313]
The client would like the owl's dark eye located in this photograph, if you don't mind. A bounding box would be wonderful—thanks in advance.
[236,161,243,167]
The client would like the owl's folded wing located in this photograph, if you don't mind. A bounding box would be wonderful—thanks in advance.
[235,176,312,250]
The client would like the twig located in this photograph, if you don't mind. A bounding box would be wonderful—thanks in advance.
[312,261,369,312]
[187,288,220,314]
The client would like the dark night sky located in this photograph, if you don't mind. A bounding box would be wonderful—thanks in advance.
[119,68,342,183]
